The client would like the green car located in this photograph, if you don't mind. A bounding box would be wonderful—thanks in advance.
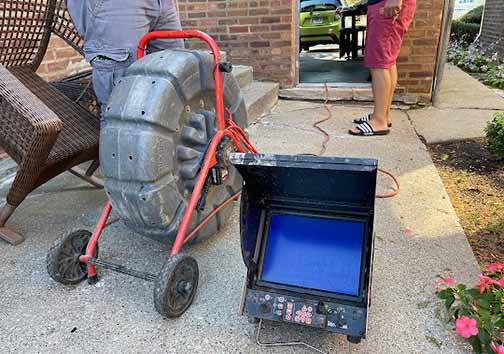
[300,0,348,51]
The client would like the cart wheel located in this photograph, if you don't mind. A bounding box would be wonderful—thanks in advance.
[247,316,260,324]
[46,230,98,285]
[347,335,362,344]
[154,254,199,318]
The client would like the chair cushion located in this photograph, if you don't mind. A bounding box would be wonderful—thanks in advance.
[8,67,100,164]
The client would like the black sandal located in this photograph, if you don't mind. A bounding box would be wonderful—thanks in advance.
[354,114,392,128]
[349,122,390,136]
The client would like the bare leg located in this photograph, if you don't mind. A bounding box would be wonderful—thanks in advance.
[351,68,390,133]
[387,64,398,126]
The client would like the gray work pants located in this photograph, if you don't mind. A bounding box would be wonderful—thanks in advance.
[67,0,184,119]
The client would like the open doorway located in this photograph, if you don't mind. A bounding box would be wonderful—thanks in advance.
[298,0,370,86]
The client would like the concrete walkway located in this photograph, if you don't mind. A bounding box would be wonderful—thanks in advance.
[0,99,479,354]
[410,64,504,143]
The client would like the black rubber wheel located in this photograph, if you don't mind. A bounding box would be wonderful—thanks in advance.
[154,253,199,318]
[347,335,362,344]
[101,49,247,244]
[46,230,98,285]
[247,316,260,324]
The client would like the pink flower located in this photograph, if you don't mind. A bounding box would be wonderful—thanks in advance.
[455,316,479,338]
[436,277,456,285]
[490,342,504,354]
[488,263,504,273]
[496,278,504,288]
[475,275,498,294]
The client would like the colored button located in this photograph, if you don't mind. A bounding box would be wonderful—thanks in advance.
[306,319,312,325]
[286,315,292,320]
[295,316,300,322]
[307,312,312,318]
[308,306,313,312]
[277,304,284,309]
[278,297,285,303]
[264,294,271,301]
[302,305,307,311]
[287,303,293,308]
[296,310,301,316]
[276,311,282,316]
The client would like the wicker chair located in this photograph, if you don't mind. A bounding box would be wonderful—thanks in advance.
[0,0,101,245]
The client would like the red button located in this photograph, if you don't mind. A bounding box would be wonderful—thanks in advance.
[286,315,291,320]
[278,297,285,303]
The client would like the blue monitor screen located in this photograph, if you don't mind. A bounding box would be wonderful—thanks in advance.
[260,214,365,296]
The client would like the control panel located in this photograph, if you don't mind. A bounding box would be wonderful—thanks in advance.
[244,289,367,338]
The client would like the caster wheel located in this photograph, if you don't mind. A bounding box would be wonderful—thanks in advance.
[46,230,98,285]
[347,335,362,344]
[248,317,260,324]
[154,253,199,318]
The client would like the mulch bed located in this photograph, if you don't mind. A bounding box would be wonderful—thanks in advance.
[429,138,504,268]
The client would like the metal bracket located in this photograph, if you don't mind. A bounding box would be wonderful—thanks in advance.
[255,319,353,354]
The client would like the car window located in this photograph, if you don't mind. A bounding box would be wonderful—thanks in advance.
[300,0,342,12]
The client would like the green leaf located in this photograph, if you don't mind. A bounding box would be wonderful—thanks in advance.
[446,296,456,310]
[438,289,452,300]
[457,284,467,292]
[478,298,491,310]
[469,335,483,354]
[468,289,481,297]
[478,330,490,345]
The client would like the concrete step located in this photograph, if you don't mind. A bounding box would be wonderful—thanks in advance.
[243,81,279,125]
[280,85,419,105]
[232,65,253,89]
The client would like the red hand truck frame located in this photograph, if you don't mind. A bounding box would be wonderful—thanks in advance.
[78,30,257,300]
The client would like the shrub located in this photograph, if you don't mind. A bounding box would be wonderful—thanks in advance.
[486,112,504,159]
[459,5,484,25]
[451,20,481,44]
[436,263,504,354]
[484,65,504,89]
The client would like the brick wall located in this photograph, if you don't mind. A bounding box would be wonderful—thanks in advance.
[177,0,444,102]
[177,0,296,87]
[480,0,504,56]
[395,0,444,102]
[37,35,89,81]
[35,0,444,102]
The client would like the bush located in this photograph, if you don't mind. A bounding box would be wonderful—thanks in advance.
[486,112,504,159]
[436,263,504,354]
[451,20,481,44]
[484,65,504,89]
[459,5,484,24]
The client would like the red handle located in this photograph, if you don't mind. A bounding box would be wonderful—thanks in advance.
[137,30,221,64]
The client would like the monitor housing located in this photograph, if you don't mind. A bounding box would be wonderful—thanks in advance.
[231,153,377,342]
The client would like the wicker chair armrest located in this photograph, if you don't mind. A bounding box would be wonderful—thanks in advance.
[0,64,63,161]
[0,64,63,205]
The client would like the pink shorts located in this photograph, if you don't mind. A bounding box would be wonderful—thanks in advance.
[364,0,416,69]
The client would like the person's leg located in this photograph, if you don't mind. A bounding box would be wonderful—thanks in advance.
[370,68,391,129]
[350,68,391,134]
[78,1,159,120]
[387,64,398,125]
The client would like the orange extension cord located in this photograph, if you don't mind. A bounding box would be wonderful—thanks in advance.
[314,84,400,199]
[183,84,400,243]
